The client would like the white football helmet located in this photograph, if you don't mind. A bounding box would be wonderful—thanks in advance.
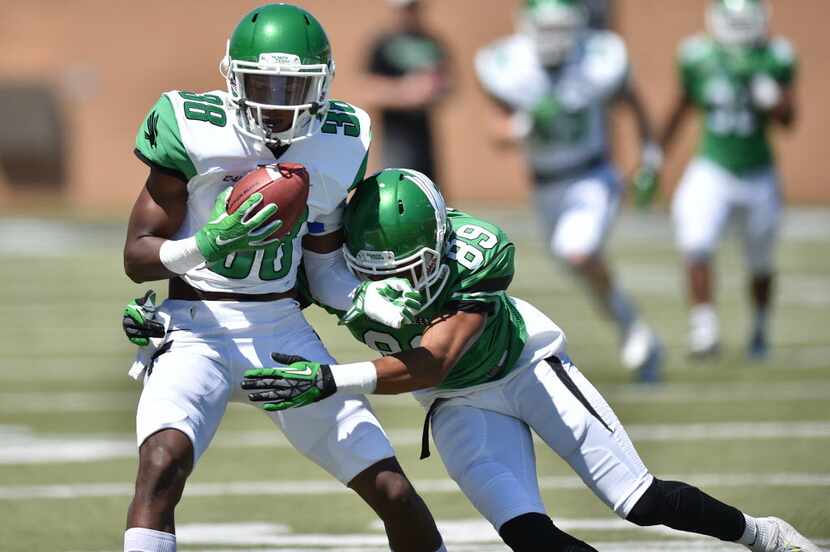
[707,0,769,47]
[518,0,588,66]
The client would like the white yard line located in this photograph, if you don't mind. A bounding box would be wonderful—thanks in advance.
[2,420,830,465]
[63,519,830,552]
[6,471,830,501]
[3,378,830,413]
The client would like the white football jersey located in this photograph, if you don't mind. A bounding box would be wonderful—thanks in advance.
[134,90,370,294]
[475,31,628,176]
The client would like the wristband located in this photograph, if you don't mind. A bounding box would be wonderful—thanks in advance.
[159,237,206,275]
[330,362,378,395]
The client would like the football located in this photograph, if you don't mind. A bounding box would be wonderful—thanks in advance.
[227,163,310,241]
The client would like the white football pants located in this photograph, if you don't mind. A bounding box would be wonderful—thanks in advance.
[672,157,780,274]
[133,298,394,484]
[430,354,653,530]
[534,163,622,260]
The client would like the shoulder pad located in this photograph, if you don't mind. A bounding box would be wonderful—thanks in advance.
[446,211,516,296]
[582,31,629,96]
[475,34,548,111]
[679,34,714,64]
[294,100,371,224]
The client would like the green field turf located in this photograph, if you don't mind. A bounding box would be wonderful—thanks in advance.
[0,208,828,551]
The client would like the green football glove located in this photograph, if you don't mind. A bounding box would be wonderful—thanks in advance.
[632,142,663,209]
[242,353,336,411]
[122,290,166,347]
[341,277,425,329]
[632,167,660,208]
[194,187,283,263]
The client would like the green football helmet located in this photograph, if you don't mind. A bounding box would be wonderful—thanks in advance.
[220,3,334,145]
[707,0,769,47]
[518,0,587,66]
[344,169,450,310]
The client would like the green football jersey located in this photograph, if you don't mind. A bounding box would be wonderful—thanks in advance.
[342,209,528,390]
[678,35,796,175]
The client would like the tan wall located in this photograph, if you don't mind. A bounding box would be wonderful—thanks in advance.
[0,0,826,211]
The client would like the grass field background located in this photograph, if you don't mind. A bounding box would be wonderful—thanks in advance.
[0,206,828,551]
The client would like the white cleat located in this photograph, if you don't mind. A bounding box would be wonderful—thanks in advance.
[621,321,662,381]
[749,517,822,552]
[688,323,720,358]
[689,304,720,358]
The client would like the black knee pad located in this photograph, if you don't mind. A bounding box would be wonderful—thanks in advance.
[499,513,598,552]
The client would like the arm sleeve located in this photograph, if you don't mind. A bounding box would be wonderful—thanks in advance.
[134,94,197,181]
[303,248,361,312]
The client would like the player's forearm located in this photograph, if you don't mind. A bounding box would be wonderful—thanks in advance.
[770,89,797,127]
[621,83,655,144]
[660,95,692,151]
[303,248,360,312]
[124,235,202,283]
[370,348,449,394]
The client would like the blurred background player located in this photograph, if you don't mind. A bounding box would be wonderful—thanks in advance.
[363,0,452,183]
[661,0,797,359]
[475,0,664,380]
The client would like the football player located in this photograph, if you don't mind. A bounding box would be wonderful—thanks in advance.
[474,0,664,380]
[661,0,797,358]
[121,4,445,552]
[242,168,821,552]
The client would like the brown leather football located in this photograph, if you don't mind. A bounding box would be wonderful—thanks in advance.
[227,163,310,241]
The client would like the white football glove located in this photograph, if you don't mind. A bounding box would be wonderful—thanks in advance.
[341,278,425,329]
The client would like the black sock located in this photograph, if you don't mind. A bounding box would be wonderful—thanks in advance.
[498,512,598,552]
[627,478,746,541]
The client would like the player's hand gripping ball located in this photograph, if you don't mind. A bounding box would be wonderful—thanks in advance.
[194,163,311,263]
[228,163,310,242]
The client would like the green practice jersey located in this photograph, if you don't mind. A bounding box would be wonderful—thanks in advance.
[678,35,796,175]
[342,210,528,390]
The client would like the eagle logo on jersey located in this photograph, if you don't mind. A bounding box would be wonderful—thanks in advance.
[144,111,160,149]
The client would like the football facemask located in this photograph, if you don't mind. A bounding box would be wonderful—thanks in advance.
[707,0,769,47]
[221,4,335,145]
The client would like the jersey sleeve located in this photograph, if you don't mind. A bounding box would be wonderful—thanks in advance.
[445,216,516,312]
[453,243,515,300]
[677,35,711,100]
[678,38,698,98]
[768,37,797,86]
[306,100,371,232]
[134,94,197,181]
[475,35,543,112]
